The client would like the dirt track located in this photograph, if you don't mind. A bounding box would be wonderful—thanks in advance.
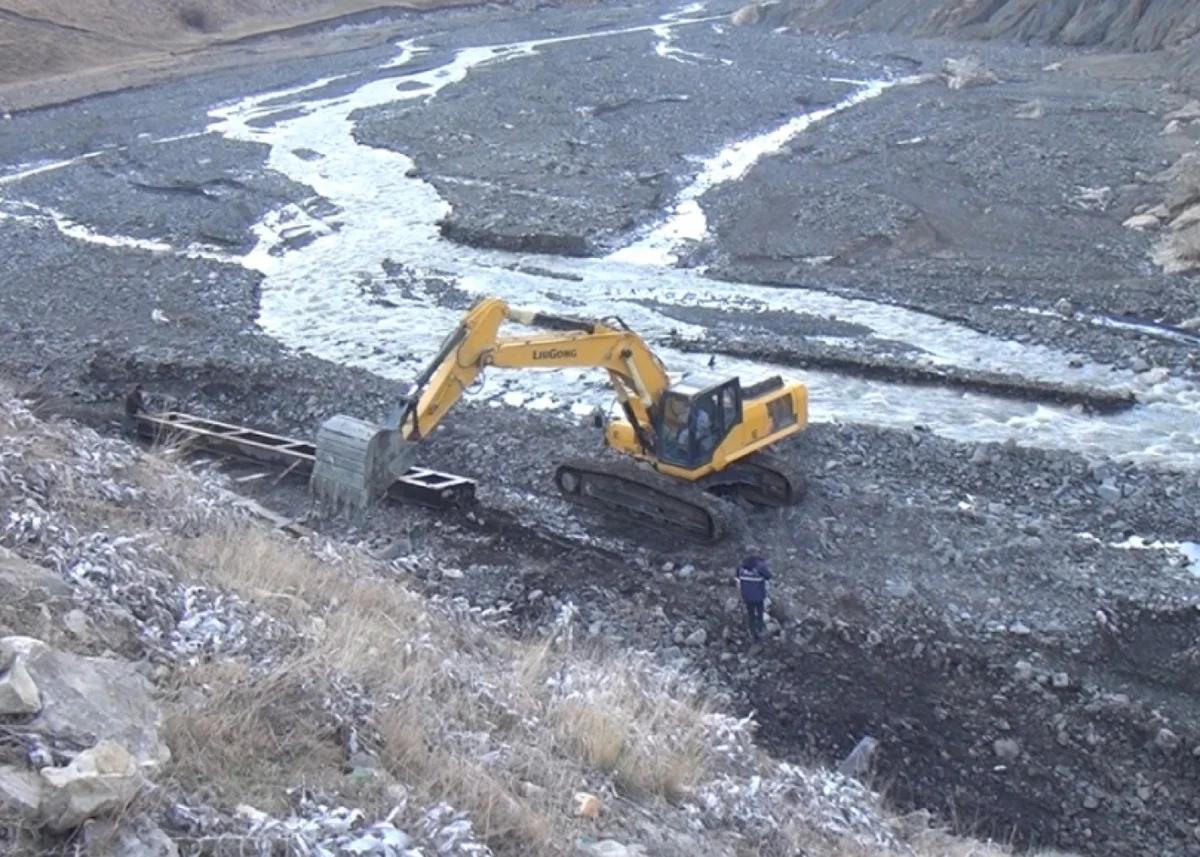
[3,1,1200,854]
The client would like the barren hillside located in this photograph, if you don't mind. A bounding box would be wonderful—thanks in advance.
[777,0,1200,87]
[0,0,571,108]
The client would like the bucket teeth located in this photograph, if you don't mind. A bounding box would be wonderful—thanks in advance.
[310,414,417,514]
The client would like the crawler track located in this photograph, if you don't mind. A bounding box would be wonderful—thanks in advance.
[706,449,808,507]
[554,454,747,543]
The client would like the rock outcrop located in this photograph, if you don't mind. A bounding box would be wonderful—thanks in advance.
[39,740,145,832]
[0,636,166,841]
[775,0,1200,91]
[0,636,169,768]
[0,644,41,714]
[731,3,766,27]
[0,765,43,816]
[780,0,1200,49]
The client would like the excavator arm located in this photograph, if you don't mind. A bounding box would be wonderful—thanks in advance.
[312,296,673,509]
[396,296,671,448]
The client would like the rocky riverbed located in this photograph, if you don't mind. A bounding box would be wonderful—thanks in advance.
[3,0,1200,855]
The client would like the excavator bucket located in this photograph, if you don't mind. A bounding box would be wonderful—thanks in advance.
[310,413,418,512]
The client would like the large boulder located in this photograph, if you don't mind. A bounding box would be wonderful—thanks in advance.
[39,740,144,832]
[0,650,41,714]
[0,547,74,638]
[0,765,42,818]
[0,637,169,768]
[940,56,1000,90]
[731,3,764,26]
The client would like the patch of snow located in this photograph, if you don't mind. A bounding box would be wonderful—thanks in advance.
[1077,532,1200,576]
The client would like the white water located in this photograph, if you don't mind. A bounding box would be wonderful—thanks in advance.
[1182,542,1200,576]
[651,3,729,65]
[3,3,1200,471]
[1079,533,1200,578]
[195,5,1200,470]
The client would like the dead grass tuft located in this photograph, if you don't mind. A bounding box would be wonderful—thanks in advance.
[160,657,344,812]
[550,666,712,803]
[158,520,727,852]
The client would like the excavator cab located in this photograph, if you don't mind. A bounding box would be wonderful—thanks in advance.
[654,375,743,469]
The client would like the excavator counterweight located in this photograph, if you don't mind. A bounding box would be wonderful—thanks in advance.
[308,296,810,542]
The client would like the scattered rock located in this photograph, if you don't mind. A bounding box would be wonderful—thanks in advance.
[83,817,180,857]
[684,628,708,646]
[578,841,634,857]
[993,738,1021,761]
[0,652,42,715]
[0,637,169,768]
[1162,119,1184,135]
[1014,99,1044,120]
[941,57,999,90]
[1123,213,1161,231]
[1097,482,1122,504]
[0,765,43,818]
[1155,727,1181,752]
[40,740,144,832]
[1053,298,1074,316]
[731,3,764,27]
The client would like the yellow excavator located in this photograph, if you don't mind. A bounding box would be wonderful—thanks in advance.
[310,296,810,542]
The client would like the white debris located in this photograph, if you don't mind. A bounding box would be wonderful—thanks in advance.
[0,395,294,662]
[683,715,902,850]
[225,793,493,857]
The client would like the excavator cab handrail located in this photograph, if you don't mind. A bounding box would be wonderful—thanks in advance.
[598,314,633,331]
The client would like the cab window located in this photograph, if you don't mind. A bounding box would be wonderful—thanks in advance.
[656,383,741,468]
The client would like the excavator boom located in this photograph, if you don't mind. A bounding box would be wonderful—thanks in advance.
[310,295,810,542]
[311,296,671,510]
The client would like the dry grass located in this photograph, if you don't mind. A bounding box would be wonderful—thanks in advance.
[160,522,720,854]
[160,658,344,810]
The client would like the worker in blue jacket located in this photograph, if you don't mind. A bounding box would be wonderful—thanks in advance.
[736,548,772,642]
